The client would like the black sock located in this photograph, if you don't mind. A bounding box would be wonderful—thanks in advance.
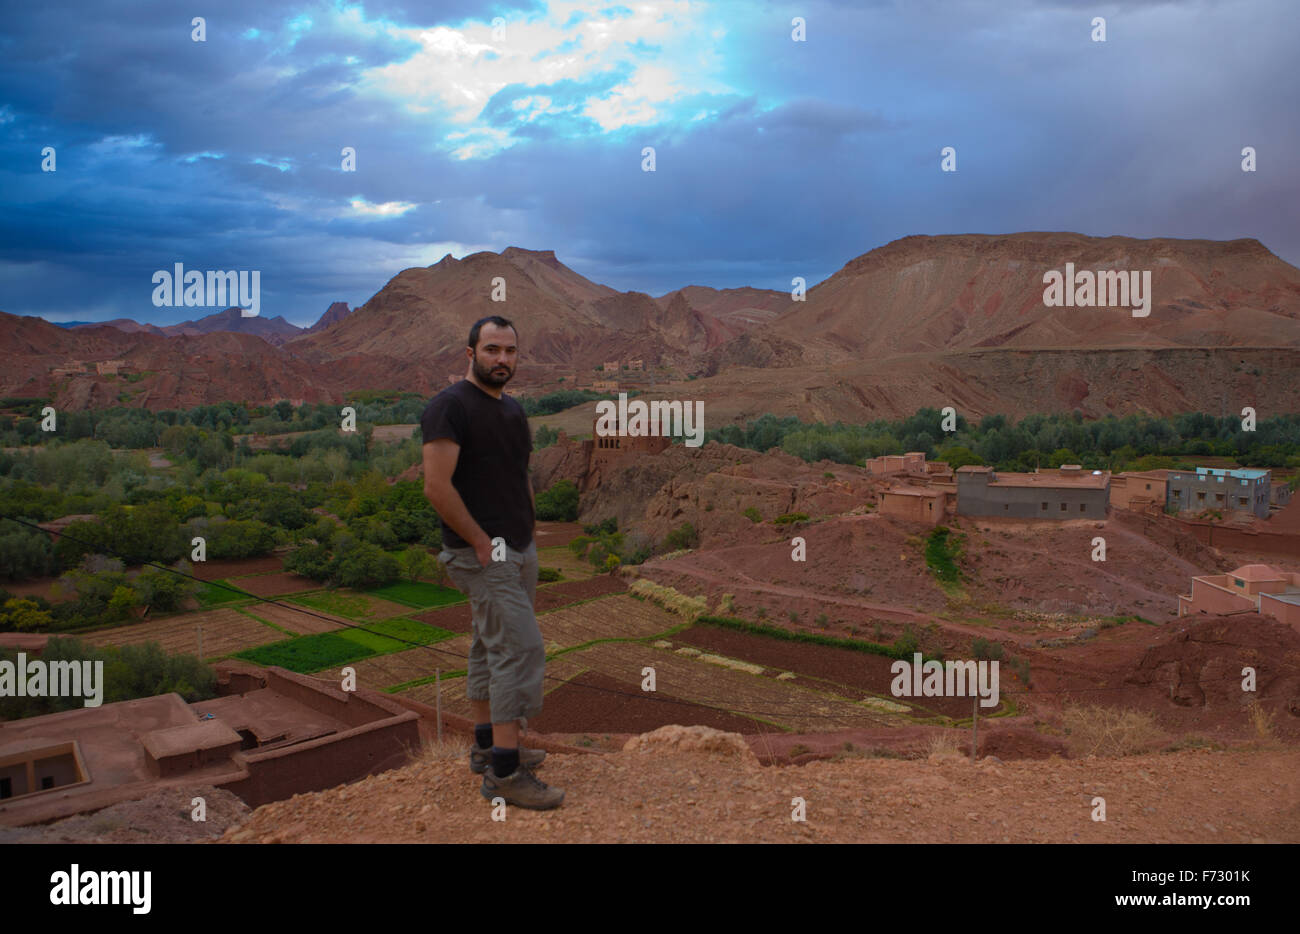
[492,747,520,778]
[474,723,493,749]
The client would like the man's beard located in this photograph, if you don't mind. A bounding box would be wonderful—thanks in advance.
[472,354,514,387]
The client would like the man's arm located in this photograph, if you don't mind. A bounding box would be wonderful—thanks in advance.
[423,439,493,567]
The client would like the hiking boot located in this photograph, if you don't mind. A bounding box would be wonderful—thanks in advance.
[480,764,565,810]
[469,744,547,774]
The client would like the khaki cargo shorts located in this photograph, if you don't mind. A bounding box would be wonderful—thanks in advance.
[438,539,543,724]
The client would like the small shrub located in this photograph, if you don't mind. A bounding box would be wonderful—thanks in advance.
[1061,705,1166,757]
[971,637,1004,661]
[742,506,762,523]
[719,593,735,614]
[1247,700,1277,743]
[773,512,809,525]
[890,624,919,657]
[924,526,963,585]
[583,517,617,536]
[927,733,962,759]
[787,609,799,623]
[663,521,698,552]
[537,567,562,583]
[815,613,828,628]
[1163,735,1224,753]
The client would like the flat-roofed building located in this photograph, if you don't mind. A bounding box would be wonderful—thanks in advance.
[0,665,419,826]
[876,487,948,525]
[865,452,928,476]
[1110,470,1170,512]
[955,464,1110,519]
[1166,467,1270,519]
[1179,563,1300,632]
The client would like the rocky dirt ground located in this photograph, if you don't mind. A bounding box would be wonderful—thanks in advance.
[217,726,1300,844]
[0,787,249,844]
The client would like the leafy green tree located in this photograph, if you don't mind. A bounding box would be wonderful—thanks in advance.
[0,598,53,632]
[937,445,983,470]
[0,525,55,580]
[188,518,275,559]
[133,562,199,611]
[535,479,580,521]
[399,545,435,582]
[284,543,334,582]
[333,541,399,588]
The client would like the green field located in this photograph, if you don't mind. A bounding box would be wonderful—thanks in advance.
[235,617,454,672]
[196,580,253,608]
[289,591,377,619]
[365,580,465,609]
[365,616,455,646]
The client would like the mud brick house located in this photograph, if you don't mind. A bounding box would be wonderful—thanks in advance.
[1166,467,1271,520]
[865,452,926,475]
[1110,470,1170,512]
[582,416,671,489]
[876,487,948,525]
[1178,564,1300,631]
[955,465,1110,518]
[95,360,126,376]
[0,664,418,826]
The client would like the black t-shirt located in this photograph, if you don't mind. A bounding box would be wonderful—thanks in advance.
[420,379,534,550]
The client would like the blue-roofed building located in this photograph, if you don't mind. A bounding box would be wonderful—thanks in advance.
[1166,467,1272,519]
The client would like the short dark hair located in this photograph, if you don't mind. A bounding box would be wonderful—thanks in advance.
[468,315,517,350]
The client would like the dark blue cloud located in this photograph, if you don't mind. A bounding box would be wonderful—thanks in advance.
[0,0,1295,326]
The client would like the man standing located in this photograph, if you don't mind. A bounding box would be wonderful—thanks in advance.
[421,315,564,810]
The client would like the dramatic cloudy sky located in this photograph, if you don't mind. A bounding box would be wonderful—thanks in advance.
[1,0,1295,326]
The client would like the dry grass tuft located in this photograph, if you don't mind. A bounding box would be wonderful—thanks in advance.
[1246,699,1278,745]
[629,579,708,620]
[1061,705,1167,757]
[926,732,963,760]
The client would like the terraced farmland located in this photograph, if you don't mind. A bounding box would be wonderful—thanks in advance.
[315,632,471,690]
[538,594,680,650]
[536,544,598,580]
[548,641,905,732]
[398,653,592,715]
[241,601,354,635]
[288,591,415,622]
[81,608,286,660]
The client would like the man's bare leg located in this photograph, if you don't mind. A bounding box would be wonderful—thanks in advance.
[492,719,518,749]
[471,699,491,734]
